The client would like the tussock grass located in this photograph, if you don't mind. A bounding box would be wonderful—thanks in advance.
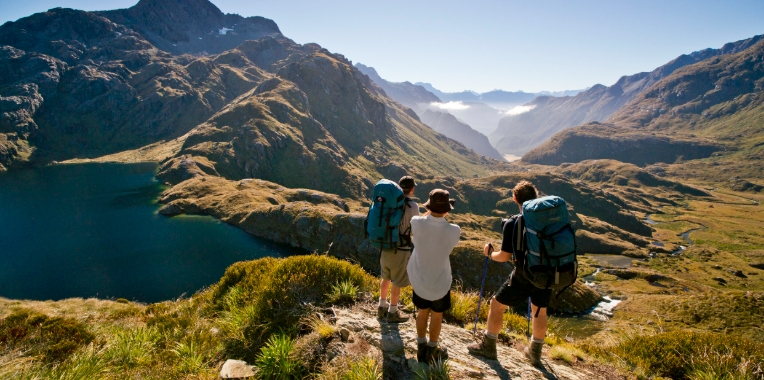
[445,287,489,325]
[583,330,764,379]
[305,315,337,340]
[327,280,360,306]
[254,334,305,379]
[315,356,382,380]
[413,358,451,380]
[549,344,586,364]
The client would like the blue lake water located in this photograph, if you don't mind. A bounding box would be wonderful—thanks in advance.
[0,163,302,302]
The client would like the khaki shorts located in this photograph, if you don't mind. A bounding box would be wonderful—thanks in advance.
[380,248,411,287]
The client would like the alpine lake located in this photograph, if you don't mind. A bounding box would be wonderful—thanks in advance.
[0,163,303,303]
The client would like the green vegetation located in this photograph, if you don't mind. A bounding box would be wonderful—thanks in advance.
[584,331,764,379]
[254,334,305,379]
[0,255,374,379]
[413,359,451,380]
[0,310,94,363]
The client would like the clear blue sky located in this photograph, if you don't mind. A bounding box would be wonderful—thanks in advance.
[2,0,763,93]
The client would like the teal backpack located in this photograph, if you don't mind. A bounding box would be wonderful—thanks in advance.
[365,179,406,250]
[513,195,578,294]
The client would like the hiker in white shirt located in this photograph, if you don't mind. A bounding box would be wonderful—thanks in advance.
[407,189,461,364]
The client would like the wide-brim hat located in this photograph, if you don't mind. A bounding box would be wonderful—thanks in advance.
[423,189,454,214]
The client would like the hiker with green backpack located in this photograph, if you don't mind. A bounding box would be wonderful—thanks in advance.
[366,176,419,323]
[468,181,578,367]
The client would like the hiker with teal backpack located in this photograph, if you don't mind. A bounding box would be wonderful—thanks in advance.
[366,176,419,323]
[468,181,578,367]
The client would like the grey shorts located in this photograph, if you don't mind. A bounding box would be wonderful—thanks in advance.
[380,248,411,287]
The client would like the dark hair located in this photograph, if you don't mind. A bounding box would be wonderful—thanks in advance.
[399,176,416,191]
[512,180,538,205]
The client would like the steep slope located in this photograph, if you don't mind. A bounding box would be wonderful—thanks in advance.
[492,34,764,156]
[354,63,503,159]
[523,123,723,166]
[354,63,440,111]
[158,43,503,198]
[0,8,269,169]
[528,37,764,178]
[419,110,504,160]
[98,0,281,55]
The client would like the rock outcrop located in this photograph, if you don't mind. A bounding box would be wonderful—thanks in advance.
[332,304,616,379]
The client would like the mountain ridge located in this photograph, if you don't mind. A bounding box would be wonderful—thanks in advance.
[492,34,764,156]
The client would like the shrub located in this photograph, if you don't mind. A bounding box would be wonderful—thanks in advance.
[255,334,304,380]
[212,256,374,360]
[0,310,94,363]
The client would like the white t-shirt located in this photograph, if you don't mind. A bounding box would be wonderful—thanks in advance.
[407,214,461,300]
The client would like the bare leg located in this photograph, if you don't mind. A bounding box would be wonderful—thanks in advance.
[531,304,548,340]
[486,296,509,335]
[380,279,391,302]
[390,284,401,306]
[429,312,444,342]
[416,308,430,338]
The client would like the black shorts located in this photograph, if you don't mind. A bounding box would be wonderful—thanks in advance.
[494,269,553,308]
[412,290,451,313]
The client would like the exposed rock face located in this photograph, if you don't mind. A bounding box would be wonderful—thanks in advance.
[491,34,763,156]
[333,306,607,380]
[0,7,267,167]
[522,123,723,167]
[420,110,504,160]
[98,0,281,55]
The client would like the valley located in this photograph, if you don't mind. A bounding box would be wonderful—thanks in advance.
[1,0,763,379]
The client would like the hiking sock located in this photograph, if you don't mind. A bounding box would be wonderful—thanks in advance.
[378,298,388,308]
[427,340,438,347]
[531,337,545,344]
[387,304,398,313]
[417,337,427,345]
[485,331,498,340]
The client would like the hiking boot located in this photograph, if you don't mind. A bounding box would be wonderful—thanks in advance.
[376,306,387,319]
[467,333,497,360]
[426,344,448,363]
[524,340,543,367]
[385,309,409,323]
[417,342,429,363]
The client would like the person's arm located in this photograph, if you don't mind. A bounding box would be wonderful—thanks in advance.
[483,243,511,262]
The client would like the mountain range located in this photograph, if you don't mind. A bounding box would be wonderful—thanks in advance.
[354,63,504,160]
[524,36,764,172]
[492,34,764,157]
[0,1,506,196]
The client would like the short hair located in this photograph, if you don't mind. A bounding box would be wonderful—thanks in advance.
[512,180,538,205]
[399,176,416,191]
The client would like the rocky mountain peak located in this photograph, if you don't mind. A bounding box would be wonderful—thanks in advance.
[99,0,281,55]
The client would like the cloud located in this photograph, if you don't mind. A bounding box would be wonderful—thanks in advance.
[429,101,470,111]
[502,104,536,116]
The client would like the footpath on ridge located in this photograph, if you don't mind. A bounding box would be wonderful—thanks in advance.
[332,304,618,380]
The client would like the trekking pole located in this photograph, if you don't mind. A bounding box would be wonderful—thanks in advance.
[473,244,492,334]
[527,296,532,337]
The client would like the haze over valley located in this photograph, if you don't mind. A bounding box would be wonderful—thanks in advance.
[1,1,763,378]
